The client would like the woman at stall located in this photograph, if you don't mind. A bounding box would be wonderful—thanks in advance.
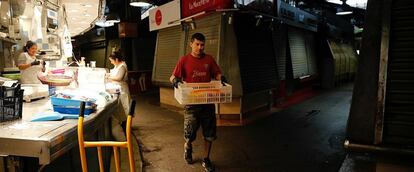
[107,51,131,141]
[17,41,45,84]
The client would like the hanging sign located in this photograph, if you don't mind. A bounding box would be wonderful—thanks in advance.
[181,0,233,18]
[149,0,181,31]
[60,25,73,58]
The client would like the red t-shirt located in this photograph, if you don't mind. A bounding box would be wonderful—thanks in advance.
[172,53,221,83]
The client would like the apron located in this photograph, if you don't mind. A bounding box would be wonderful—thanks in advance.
[20,53,43,84]
[110,62,131,122]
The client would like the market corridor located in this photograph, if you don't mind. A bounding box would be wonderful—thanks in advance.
[131,84,353,172]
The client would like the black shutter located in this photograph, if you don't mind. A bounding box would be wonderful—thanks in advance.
[304,30,318,76]
[235,13,278,94]
[383,0,414,145]
[274,25,288,80]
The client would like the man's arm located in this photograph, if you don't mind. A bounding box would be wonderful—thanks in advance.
[170,75,176,83]
[210,57,221,81]
[170,75,183,88]
[215,74,221,81]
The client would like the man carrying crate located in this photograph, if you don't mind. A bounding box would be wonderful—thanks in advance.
[170,33,222,172]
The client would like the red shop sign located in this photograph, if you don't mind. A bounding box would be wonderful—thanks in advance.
[181,0,233,18]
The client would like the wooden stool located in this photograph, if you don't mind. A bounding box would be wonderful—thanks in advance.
[77,100,137,172]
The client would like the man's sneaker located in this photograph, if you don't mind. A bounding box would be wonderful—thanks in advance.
[184,146,193,164]
[201,158,215,172]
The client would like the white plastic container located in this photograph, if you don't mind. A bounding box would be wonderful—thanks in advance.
[174,81,232,105]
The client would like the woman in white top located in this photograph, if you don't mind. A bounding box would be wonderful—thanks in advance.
[107,51,131,141]
[17,41,45,84]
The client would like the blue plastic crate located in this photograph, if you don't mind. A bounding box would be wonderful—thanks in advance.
[52,105,95,115]
[50,95,96,107]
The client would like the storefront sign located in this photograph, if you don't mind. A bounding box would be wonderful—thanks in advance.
[277,1,318,32]
[181,0,233,18]
[149,0,181,31]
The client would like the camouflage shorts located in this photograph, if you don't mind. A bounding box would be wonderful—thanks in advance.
[184,104,216,142]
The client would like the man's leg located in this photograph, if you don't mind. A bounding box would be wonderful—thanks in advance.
[200,105,216,172]
[184,105,200,164]
[184,141,193,164]
[204,140,212,159]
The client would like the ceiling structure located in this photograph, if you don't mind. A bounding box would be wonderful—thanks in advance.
[61,0,100,36]
[326,0,367,9]
[62,0,367,37]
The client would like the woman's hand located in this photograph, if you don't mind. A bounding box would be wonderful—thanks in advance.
[105,73,111,80]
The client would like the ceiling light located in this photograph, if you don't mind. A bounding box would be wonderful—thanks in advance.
[327,0,342,4]
[336,5,353,15]
[96,20,115,27]
[336,11,353,15]
[130,0,151,7]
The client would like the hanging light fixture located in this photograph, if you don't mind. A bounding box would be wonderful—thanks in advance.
[95,17,114,27]
[336,7,353,15]
[106,12,120,23]
[336,0,353,15]
[130,0,151,7]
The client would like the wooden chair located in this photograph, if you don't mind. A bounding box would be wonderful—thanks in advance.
[77,100,137,172]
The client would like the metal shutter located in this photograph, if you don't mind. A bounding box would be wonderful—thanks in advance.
[304,31,317,76]
[383,0,414,145]
[328,41,358,83]
[344,44,358,75]
[185,13,221,60]
[288,27,309,78]
[341,43,350,80]
[341,44,358,77]
[327,40,339,78]
[152,25,183,86]
[235,13,278,94]
[274,25,288,80]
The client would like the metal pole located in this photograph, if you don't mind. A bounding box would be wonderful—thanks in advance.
[344,140,414,155]
[374,0,392,145]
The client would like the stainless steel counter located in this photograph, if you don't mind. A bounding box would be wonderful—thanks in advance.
[0,96,118,165]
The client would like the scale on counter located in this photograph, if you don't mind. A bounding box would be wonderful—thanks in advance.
[21,84,49,102]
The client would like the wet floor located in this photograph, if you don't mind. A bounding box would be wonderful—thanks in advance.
[132,84,354,172]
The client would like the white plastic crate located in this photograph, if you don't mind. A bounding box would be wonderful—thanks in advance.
[174,81,232,105]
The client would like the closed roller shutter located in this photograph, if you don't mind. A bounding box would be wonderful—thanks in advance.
[185,13,221,60]
[340,44,350,78]
[235,13,278,94]
[328,40,357,82]
[327,40,340,78]
[152,25,183,86]
[343,44,358,75]
[288,27,309,78]
[304,31,318,76]
[274,25,288,80]
[383,0,414,145]
[341,44,358,77]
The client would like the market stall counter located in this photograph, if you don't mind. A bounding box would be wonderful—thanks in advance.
[0,93,120,171]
